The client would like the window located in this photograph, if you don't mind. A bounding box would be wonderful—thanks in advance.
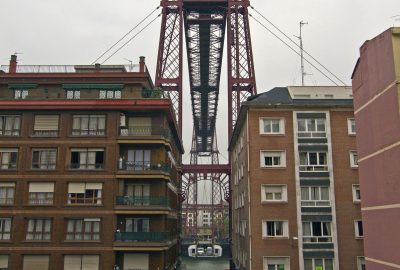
[301,186,330,206]
[0,183,15,205]
[0,115,21,136]
[261,151,286,168]
[123,183,149,205]
[357,257,366,270]
[0,149,18,170]
[264,257,290,270]
[70,148,104,169]
[354,220,364,238]
[293,94,311,99]
[26,219,51,240]
[32,149,57,170]
[303,221,332,243]
[304,258,333,270]
[66,90,80,99]
[28,183,54,205]
[66,218,100,241]
[0,255,8,270]
[33,115,59,137]
[261,185,287,202]
[125,218,149,232]
[239,220,246,236]
[23,255,50,270]
[72,115,106,136]
[299,152,328,171]
[263,221,288,237]
[350,151,358,168]
[120,149,151,171]
[99,90,121,99]
[260,118,284,135]
[352,185,361,202]
[297,118,326,138]
[0,218,11,240]
[14,89,28,99]
[64,255,99,270]
[68,183,102,205]
[348,118,356,135]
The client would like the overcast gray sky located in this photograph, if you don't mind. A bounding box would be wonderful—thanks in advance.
[1,0,399,166]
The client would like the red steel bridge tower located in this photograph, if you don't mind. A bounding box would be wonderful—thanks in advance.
[155,0,256,265]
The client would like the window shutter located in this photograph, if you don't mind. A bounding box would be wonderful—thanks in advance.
[34,115,59,131]
[64,255,81,270]
[68,183,85,193]
[81,255,99,270]
[23,255,49,270]
[29,182,54,193]
[0,255,8,268]
[85,183,102,190]
[123,254,149,270]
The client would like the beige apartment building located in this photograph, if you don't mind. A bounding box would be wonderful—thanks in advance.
[229,86,364,270]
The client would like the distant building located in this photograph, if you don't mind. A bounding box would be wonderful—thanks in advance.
[0,56,183,270]
[352,27,400,269]
[229,86,364,270]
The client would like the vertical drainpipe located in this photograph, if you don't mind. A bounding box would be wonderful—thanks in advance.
[9,55,17,73]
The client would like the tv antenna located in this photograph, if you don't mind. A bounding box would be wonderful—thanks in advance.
[294,21,309,86]
[123,58,134,71]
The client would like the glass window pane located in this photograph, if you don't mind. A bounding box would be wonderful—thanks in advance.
[304,259,313,270]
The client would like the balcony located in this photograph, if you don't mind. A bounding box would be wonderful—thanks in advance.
[299,165,328,172]
[32,130,59,137]
[69,163,104,170]
[119,126,171,140]
[0,163,17,170]
[297,131,326,138]
[115,232,174,243]
[117,161,170,173]
[303,236,333,243]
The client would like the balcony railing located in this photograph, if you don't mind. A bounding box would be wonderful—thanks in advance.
[301,201,330,207]
[69,163,104,170]
[0,130,20,136]
[297,131,326,138]
[303,236,333,243]
[299,165,328,172]
[119,126,171,139]
[31,163,56,170]
[0,163,17,170]
[32,130,59,137]
[116,196,170,206]
[72,129,106,136]
[118,161,170,173]
[115,232,173,242]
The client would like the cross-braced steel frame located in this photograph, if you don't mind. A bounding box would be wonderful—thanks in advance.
[156,0,256,267]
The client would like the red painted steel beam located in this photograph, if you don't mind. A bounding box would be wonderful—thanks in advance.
[182,164,230,174]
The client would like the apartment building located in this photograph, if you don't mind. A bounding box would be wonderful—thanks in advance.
[352,27,400,269]
[0,56,183,270]
[228,86,364,270]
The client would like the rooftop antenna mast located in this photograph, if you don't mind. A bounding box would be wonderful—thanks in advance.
[295,21,308,86]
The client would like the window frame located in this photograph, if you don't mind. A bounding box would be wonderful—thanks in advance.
[260,151,286,168]
[297,118,326,138]
[14,89,29,99]
[0,115,21,136]
[0,218,12,241]
[263,256,290,270]
[261,185,287,203]
[26,218,52,241]
[354,220,364,238]
[69,148,105,170]
[350,151,358,168]
[0,183,15,205]
[352,184,361,203]
[66,218,101,241]
[68,182,103,205]
[99,89,121,99]
[259,117,285,135]
[0,148,18,170]
[357,256,366,270]
[304,258,333,270]
[31,148,57,170]
[299,151,328,172]
[347,118,356,135]
[300,186,330,207]
[302,221,332,243]
[262,220,289,238]
[66,89,81,99]
[71,115,106,136]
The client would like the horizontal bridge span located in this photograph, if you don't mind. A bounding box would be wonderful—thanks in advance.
[182,164,231,174]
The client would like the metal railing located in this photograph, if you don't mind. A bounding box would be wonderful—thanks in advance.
[118,161,170,172]
[299,165,328,172]
[119,126,171,139]
[116,196,169,206]
[297,131,327,138]
[301,201,330,207]
[303,236,333,243]
[115,232,174,242]
[32,130,59,137]
[0,163,17,170]
[0,64,139,73]
[71,130,106,136]
[69,163,104,170]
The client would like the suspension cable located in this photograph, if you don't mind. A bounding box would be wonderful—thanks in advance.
[100,13,161,64]
[249,13,340,86]
[91,6,160,64]
[250,6,347,86]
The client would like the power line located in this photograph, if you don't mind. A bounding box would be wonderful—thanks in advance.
[91,6,160,64]
[249,13,341,86]
[100,13,161,64]
[250,5,347,86]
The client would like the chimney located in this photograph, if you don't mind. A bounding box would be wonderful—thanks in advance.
[139,56,145,73]
[94,63,101,73]
[9,55,17,74]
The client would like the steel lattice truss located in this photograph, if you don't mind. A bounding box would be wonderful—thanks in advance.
[156,0,257,253]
